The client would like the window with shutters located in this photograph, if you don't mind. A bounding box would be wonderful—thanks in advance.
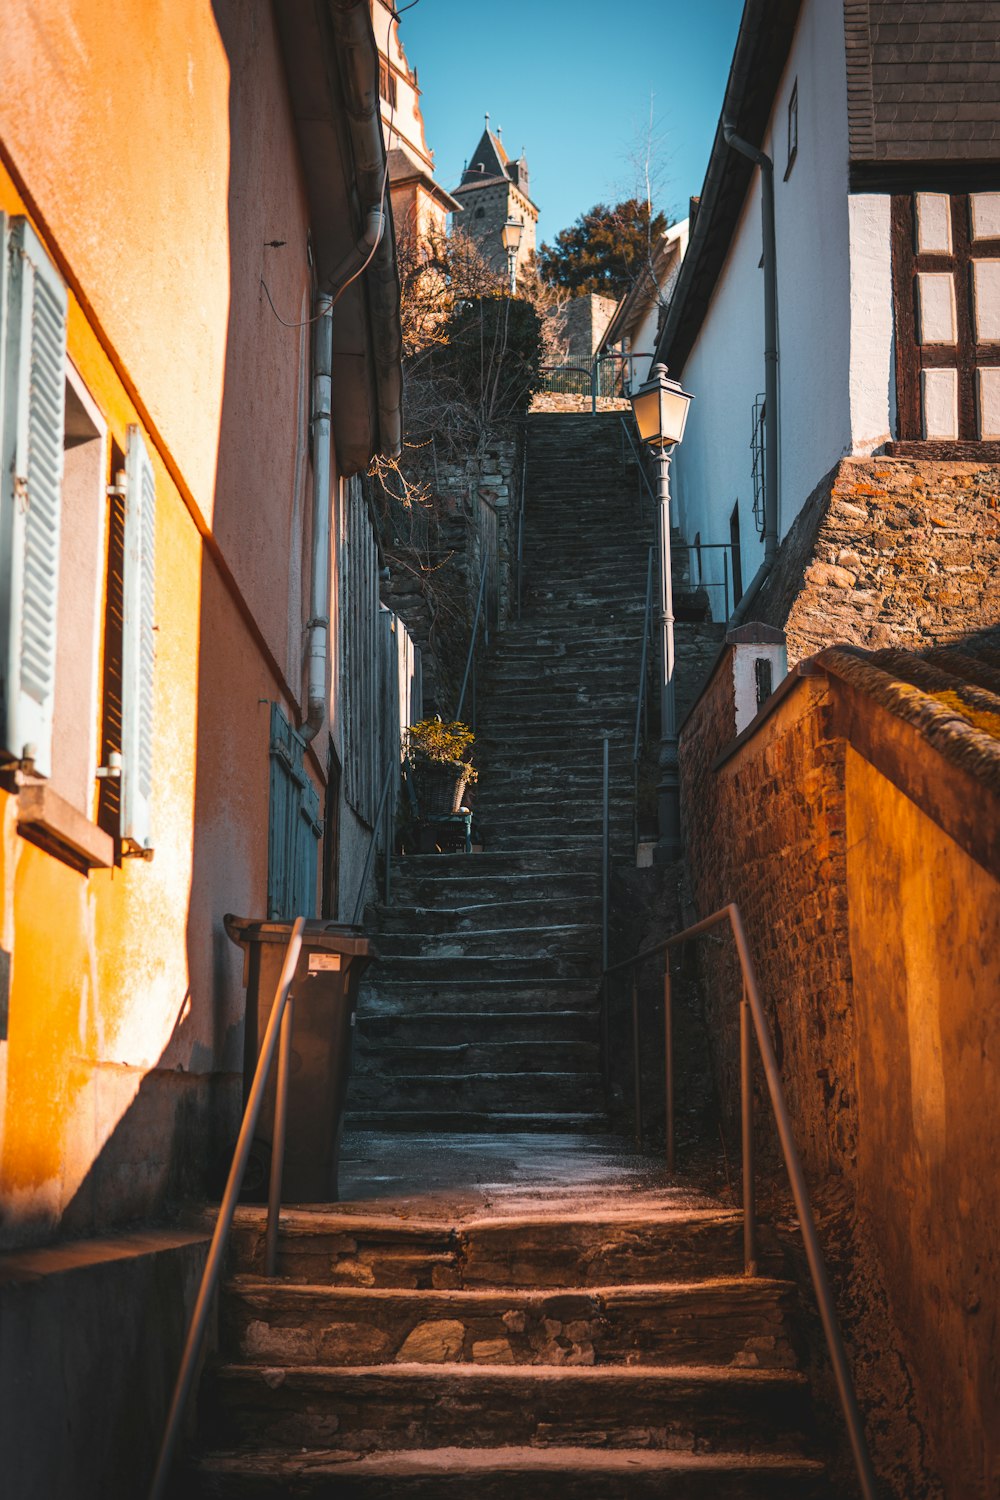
[0,215,157,869]
[267,703,321,919]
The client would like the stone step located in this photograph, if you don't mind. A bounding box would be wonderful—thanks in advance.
[225,1206,764,1288]
[385,874,601,906]
[187,1444,830,1498]
[201,1361,815,1455]
[359,980,599,1017]
[372,923,599,959]
[357,1009,597,1047]
[368,952,599,982]
[387,851,602,879]
[344,1110,609,1135]
[354,1039,600,1076]
[220,1276,800,1369]
[347,1071,604,1115]
[371,896,601,934]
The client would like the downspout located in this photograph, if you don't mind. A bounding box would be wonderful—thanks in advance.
[723,122,779,626]
[302,206,386,743]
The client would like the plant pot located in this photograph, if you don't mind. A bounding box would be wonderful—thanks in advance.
[413,757,468,817]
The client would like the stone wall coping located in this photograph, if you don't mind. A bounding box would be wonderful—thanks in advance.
[702,641,1000,877]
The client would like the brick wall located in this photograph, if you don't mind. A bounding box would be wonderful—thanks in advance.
[759,456,1000,663]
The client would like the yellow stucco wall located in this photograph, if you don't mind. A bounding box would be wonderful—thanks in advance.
[846,745,1000,1498]
[0,2,328,1247]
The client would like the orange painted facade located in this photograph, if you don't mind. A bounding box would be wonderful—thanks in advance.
[0,1,397,1248]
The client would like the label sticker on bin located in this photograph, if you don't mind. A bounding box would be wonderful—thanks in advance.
[308,954,343,972]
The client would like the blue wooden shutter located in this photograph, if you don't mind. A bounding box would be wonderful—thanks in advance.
[0,216,68,778]
[121,424,156,851]
[267,703,320,918]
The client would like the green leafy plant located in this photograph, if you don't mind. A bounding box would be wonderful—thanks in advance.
[405,718,478,782]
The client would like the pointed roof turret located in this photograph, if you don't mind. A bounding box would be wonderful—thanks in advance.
[460,123,509,185]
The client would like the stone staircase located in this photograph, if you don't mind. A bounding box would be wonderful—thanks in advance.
[347,412,695,1133]
[183,1137,834,1497]
[177,415,834,1497]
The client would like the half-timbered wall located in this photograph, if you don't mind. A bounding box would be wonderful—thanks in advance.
[892,191,1000,442]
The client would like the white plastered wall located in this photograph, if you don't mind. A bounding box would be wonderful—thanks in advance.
[672,0,896,616]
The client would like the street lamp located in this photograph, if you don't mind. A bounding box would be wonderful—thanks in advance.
[629,362,693,861]
[500,216,523,295]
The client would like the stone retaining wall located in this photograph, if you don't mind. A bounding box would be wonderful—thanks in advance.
[759,456,1000,662]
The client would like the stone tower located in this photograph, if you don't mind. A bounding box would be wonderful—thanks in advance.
[451,116,539,284]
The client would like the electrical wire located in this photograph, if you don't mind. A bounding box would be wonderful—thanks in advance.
[259,0,420,327]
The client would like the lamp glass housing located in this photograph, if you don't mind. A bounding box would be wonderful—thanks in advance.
[631,366,692,448]
[500,217,523,253]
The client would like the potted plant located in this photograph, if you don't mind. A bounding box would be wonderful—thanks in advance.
[405,717,478,817]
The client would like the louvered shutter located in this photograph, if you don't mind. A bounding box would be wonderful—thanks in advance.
[0,216,68,778]
[121,424,156,851]
[268,703,320,918]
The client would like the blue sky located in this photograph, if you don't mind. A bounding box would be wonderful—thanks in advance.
[398,0,745,246]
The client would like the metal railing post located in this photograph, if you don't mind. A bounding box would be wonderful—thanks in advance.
[664,960,675,1172]
[601,903,880,1500]
[631,970,643,1149]
[148,920,305,1500]
[382,775,393,907]
[601,733,610,974]
[352,759,395,926]
[264,992,294,1277]
[740,978,758,1276]
[456,558,488,723]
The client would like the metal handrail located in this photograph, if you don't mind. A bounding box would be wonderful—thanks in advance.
[456,555,489,724]
[619,416,657,514]
[148,918,306,1500]
[631,547,655,853]
[516,433,527,620]
[352,756,396,925]
[602,903,879,1500]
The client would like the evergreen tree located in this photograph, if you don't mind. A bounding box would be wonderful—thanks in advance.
[537,198,669,300]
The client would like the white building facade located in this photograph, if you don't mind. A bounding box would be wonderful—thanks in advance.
[656,0,1000,620]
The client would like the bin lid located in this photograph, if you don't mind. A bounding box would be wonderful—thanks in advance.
[224,915,377,960]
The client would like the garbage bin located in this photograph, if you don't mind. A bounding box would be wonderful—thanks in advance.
[224,916,377,1203]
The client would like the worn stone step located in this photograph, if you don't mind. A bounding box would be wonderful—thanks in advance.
[371,897,601,934]
[202,1361,815,1454]
[356,1010,598,1047]
[301,1274,784,1366]
[186,1444,831,1498]
[372,923,599,960]
[384,875,601,907]
[358,979,599,1016]
[355,1039,599,1076]
[370,952,599,982]
[344,1110,609,1135]
[347,1070,604,1115]
[225,1206,762,1288]
[387,851,601,879]
[220,1276,800,1370]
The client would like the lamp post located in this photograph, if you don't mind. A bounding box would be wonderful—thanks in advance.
[500,216,523,295]
[629,362,693,862]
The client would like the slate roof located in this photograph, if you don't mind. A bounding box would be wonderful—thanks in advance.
[461,127,509,184]
[847,0,1000,183]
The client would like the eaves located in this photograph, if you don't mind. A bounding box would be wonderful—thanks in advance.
[654,0,802,375]
[275,0,403,473]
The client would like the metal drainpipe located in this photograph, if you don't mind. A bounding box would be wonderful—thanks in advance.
[723,122,778,625]
[301,208,385,743]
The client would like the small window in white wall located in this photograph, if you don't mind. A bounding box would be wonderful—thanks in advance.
[784,80,798,180]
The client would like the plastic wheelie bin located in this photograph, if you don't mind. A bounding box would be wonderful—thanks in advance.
[224,916,376,1202]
